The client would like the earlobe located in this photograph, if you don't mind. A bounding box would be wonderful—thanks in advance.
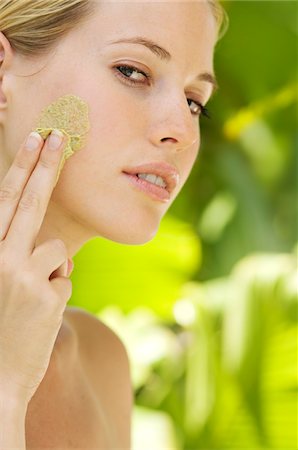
[0,69,8,111]
[0,76,7,111]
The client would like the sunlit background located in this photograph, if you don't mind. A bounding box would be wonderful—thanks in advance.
[69,1,297,449]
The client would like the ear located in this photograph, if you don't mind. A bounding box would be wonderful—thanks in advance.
[0,32,14,109]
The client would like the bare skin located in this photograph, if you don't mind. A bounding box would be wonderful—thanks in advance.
[0,132,131,448]
[0,0,217,448]
[0,0,217,251]
[25,307,132,449]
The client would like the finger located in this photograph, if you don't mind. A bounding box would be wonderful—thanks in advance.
[50,276,73,306]
[31,238,68,280]
[66,258,74,277]
[4,129,66,256]
[50,259,68,280]
[0,132,44,241]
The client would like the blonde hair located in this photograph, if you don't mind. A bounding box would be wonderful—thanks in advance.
[0,0,97,57]
[0,0,229,58]
[208,0,229,42]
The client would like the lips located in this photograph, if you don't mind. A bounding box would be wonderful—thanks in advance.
[122,161,180,194]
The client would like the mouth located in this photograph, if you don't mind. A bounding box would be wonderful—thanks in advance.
[122,161,179,193]
[122,172,171,202]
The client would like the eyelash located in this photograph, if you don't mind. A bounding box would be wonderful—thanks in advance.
[113,64,211,119]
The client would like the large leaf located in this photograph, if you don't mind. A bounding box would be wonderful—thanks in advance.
[69,214,201,318]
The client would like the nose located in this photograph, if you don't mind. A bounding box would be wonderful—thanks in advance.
[147,89,199,152]
[161,136,199,152]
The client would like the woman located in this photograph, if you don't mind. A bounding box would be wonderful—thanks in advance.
[0,0,228,448]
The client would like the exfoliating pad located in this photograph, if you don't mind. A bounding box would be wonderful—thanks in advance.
[33,94,90,184]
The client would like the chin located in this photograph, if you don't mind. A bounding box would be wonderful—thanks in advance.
[93,219,160,246]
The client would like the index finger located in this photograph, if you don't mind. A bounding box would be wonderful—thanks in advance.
[5,129,66,255]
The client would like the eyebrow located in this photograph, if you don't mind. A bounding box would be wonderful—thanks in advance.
[107,36,219,95]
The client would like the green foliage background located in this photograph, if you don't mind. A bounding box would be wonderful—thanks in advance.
[69,1,297,449]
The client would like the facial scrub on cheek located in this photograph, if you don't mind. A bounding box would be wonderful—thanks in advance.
[32,94,90,184]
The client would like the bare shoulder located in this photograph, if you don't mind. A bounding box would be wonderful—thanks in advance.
[65,306,128,352]
[65,305,131,378]
[65,306,133,446]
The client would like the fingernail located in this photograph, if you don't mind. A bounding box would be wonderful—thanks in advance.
[48,129,64,150]
[67,258,74,277]
[25,132,42,151]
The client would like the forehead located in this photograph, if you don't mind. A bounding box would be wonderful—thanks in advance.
[91,1,216,40]
[80,1,217,69]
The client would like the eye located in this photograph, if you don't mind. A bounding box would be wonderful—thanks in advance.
[187,98,211,119]
[113,64,211,119]
[114,64,151,86]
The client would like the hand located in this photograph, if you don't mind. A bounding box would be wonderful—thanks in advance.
[0,129,72,404]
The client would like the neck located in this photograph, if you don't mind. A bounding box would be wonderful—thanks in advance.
[35,199,94,258]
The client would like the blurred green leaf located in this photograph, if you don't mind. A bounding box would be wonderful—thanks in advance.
[69,2,297,448]
[69,214,201,318]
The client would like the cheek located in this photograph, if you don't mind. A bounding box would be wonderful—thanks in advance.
[52,91,131,185]
[185,134,201,166]
[88,91,118,136]
[179,139,201,185]
[81,71,142,137]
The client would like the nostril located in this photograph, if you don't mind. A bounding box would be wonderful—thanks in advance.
[161,137,177,143]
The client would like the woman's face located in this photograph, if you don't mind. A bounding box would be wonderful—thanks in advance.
[1,0,217,252]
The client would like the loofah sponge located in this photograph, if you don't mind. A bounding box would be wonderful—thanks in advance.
[32,94,90,184]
